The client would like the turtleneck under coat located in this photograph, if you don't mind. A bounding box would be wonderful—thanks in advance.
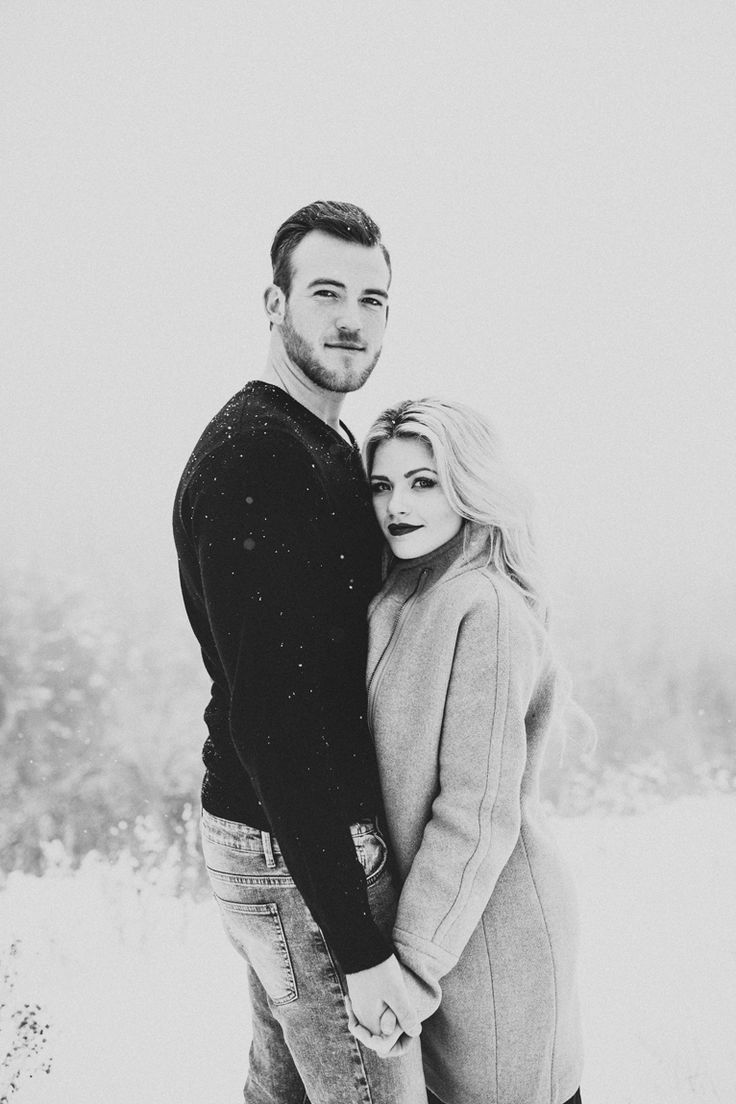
[367,523,583,1104]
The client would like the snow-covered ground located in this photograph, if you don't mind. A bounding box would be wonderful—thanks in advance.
[2,796,735,1104]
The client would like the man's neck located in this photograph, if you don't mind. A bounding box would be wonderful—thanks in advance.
[257,351,347,434]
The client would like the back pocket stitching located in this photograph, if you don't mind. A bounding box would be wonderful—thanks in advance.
[216,900,298,1006]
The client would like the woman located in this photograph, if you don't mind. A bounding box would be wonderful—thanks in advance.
[355,398,584,1104]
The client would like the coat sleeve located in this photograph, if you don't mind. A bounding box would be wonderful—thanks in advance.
[392,581,543,1019]
[186,432,392,973]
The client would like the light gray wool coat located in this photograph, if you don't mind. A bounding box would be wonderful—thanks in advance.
[367,523,583,1104]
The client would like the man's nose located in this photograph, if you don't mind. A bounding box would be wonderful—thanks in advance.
[335,300,362,333]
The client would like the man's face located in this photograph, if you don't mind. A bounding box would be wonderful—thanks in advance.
[277,231,390,394]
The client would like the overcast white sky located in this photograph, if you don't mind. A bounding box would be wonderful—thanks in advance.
[3,1,735,643]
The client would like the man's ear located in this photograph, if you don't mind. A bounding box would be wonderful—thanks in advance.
[264,284,286,326]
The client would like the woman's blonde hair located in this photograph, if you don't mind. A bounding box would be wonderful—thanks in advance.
[363,397,548,622]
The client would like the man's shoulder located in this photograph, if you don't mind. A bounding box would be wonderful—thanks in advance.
[183,384,322,482]
[202,381,297,443]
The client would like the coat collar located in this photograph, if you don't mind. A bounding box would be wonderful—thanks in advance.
[383,521,492,595]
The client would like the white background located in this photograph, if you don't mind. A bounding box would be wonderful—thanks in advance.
[3,1,735,640]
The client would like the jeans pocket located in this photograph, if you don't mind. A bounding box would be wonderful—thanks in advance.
[214,894,298,1006]
[355,829,389,885]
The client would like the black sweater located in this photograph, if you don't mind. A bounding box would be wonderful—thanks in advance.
[173,381,391,972]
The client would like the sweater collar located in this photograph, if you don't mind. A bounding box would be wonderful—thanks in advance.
[245,380,359,452]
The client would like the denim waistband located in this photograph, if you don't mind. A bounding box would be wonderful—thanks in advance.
[201,807,380,854]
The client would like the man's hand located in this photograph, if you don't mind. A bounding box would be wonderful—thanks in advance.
[345,954,421,1040]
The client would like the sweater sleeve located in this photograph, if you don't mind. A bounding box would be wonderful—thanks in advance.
[186,433,392,973]
[392,582,541,1019]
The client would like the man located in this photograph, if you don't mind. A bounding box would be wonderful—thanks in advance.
[173,201,426,1103]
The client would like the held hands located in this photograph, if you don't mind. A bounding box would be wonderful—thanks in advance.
[345,954,421,1059]
[346,1004,418,1058]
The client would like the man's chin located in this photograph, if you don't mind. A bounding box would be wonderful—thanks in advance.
[306,358,379,394]
[337,351,380,391]
[334,370,376,394]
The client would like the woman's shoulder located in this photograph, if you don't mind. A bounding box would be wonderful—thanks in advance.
[440,565,548,652]
[438,560,528,610]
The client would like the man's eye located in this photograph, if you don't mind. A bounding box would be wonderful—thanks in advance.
[314,289,336,297]
[362,297,383,308]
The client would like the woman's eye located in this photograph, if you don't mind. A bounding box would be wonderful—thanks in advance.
[414,478,437,489]
[370,482,390,495]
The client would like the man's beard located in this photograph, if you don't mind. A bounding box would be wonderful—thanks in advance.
[280,308,381,394]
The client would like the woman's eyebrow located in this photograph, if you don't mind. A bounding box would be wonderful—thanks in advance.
[370,467,438,480]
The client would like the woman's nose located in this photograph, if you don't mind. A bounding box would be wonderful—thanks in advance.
[388,487,408,515]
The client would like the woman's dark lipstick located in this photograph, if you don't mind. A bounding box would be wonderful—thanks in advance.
[388,523,423,536]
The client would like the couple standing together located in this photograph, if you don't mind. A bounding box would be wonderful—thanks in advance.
[173,200,584,1104]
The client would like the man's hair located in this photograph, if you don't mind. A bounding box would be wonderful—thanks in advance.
[270,200,391,297]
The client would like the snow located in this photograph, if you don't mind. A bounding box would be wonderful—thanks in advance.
[2,796,735,1104]
[555,796,736,1103]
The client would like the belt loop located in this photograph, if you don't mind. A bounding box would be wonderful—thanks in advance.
[261,830,276,869]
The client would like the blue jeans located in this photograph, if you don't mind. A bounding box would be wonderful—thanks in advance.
[201,809,427,1104]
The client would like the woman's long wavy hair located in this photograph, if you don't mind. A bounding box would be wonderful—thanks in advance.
[363,397,549,623]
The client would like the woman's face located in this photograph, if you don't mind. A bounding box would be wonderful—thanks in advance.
[370,437,463,559]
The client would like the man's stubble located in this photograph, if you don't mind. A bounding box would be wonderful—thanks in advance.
[280,306,382,395]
